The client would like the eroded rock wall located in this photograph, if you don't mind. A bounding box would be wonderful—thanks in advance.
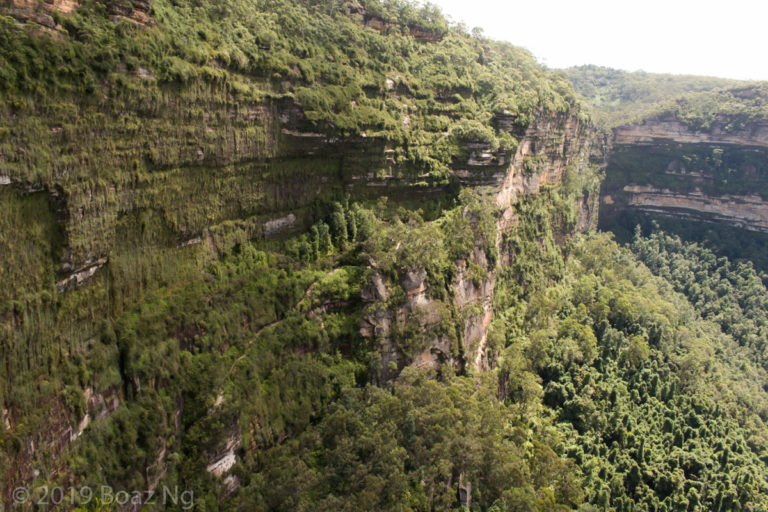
[3,0,152,26]
[361,109,598,376]
[601,117,768,235]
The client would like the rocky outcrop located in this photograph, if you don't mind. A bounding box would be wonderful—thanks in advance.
[1,386,121,503]
[56,257,108,291]
[5,0,152,27]
[5,0,79,28]
[361,109,597,375]
[263,212,297,239]
[497,111,593,226]
[106,0,152,25]
[206,434,240,477]
[345,0,444,42]
[69,387,122,441]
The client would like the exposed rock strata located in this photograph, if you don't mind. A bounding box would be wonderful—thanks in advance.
[361,110,597,375]
[602,116,768,234]
[617,185,768,233]
[615,119,768,148]
[7,0,78,27]
[106,0,151,25]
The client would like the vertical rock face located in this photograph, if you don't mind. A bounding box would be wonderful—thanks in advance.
[105,0,152,25]
[3,0,152,28]
[613,118,768,148]
[476,110,597,368]
[497,111,595,227]
[600,117,768,235]
[361,109,599,375]
[6,0,79,27]
[0,0,600,500]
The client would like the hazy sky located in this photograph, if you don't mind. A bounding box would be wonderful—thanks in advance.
[427,0,768,81]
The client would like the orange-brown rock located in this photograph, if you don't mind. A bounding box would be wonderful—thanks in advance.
[618,185,768,233]
[615,118,768,148]
[106,0,152,25]
[360,109,599,376]
[7,0,79,27]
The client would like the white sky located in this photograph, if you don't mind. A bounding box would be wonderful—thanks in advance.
[427,0,768,81]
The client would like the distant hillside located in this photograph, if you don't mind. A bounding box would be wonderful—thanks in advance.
[564,65,747,127]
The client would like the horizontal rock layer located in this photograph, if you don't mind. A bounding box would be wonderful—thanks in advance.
[609,185,768,233]
[615,118,768,148]
[602,116,768,235]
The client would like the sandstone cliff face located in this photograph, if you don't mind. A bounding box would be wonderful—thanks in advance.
[4,0,152,26]
[361,110,597,376]
[5,0,79,28]
[0,5,598,500]
[601,116,768,235]
[615,118,768,148]
[1,85,599,504]
[615,185,768,234]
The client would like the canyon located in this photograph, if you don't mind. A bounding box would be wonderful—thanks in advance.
[3,1,767,509]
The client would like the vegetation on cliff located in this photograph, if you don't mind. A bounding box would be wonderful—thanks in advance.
[3,1,768,511]
[61,183,594,511]
[1,0,586,500]
[0,0,580,188]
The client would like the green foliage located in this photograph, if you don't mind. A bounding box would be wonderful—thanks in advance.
[9,2,768,511]
[0,0,586,490]
[242,371,582,511]
[605,208,768,273]
[632,231,768,371]
[565,65,746,128]
[667,85,768,132]
[567,65,768,133]
[45,191,595,511]
[493,230,768,510]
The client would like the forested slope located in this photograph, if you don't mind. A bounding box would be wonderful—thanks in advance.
[2,1,768,511]
[564,65,747,128]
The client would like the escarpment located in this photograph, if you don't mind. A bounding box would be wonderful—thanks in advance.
[0,0,602,505]
[614,118,768,148]
[600,114,768,247]
[361,109,597,377]
[9,8,768,509]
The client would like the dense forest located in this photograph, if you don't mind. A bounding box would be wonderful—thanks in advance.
[564,66,764,128]
[2,0,768,511]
